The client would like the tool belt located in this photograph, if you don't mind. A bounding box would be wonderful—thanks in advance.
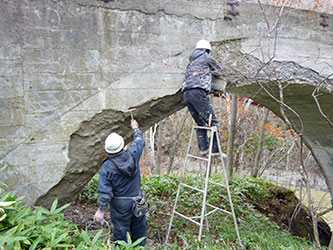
[113,195,148,217]
[113,196,136,199]
[132,196,148,217]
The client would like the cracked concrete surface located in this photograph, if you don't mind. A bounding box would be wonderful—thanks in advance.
[213,42,333,203]
[35,91,184,207]
[0,0,332,207]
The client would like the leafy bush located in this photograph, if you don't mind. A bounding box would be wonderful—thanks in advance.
[79,174,99,202]
[0,178,127,249]
[116,232,145,249]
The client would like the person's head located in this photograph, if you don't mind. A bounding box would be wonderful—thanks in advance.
[104,132,124,154]
[195,39,212,53]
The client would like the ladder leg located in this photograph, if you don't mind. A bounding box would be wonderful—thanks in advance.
[198,161,210,242]
[198,129,214,242]
[199,151,210,242]
[165,175,182,244]
[165,126,196,244]
[199,160,211,243]
[204,202,210,241]
[216,129,243,249]
[199,159,204,189]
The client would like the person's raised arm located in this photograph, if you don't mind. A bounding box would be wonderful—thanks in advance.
[129,120,144,158]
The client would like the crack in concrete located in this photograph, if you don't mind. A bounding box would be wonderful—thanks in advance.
[69,0,228,22]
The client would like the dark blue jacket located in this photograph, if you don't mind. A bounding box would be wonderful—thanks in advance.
[182,49,222,93]
[97,128,144,211]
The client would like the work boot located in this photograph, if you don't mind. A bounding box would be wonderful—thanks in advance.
[211,152,227,158]
[200,149,209,157]
[211,152,220,158]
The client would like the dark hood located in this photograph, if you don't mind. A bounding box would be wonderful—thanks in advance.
[189,49,206,62]
[110,150,137,177]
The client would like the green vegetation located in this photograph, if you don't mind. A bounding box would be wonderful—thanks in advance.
[142,174,319,249]
[79,174,99,202]
[116,233,145,249]
[1,174,321,249]
[0,178,142,250]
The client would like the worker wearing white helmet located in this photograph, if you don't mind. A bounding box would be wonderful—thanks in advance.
[94,120,147,246]
[104,132,125,154]
[195,39,212,51]
[182,39,223,155]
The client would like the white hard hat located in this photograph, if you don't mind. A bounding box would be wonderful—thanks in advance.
[195,39,212,51]
[105,132,124,154]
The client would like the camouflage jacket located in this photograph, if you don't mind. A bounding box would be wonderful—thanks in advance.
[182,49,222,93]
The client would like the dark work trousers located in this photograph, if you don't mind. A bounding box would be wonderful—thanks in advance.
[183,88,221,153]
[110,198,146,246]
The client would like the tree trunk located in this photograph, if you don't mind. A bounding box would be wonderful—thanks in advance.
[226,94,238,180]
[167,110,189,174]
[147,124,158,173]
[156,120,164,175]
[251,108,269,177]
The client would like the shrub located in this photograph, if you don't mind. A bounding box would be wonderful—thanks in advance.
[0,178,109,249]
[79,174,99,203]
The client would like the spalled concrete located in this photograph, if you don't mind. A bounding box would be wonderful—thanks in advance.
[213,41,333,204]
[0,0,332,207]
[35,91,184,206]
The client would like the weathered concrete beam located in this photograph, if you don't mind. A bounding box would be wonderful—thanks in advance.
[213,42,333,203]
[35,91,185,207]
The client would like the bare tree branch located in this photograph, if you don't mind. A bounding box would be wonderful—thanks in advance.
[311,73,333,128]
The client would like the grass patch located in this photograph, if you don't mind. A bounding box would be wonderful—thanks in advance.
[142,174,321,249]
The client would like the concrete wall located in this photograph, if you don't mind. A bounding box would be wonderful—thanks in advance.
[0,0,332,207]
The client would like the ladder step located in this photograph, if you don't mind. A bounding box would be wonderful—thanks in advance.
[191,209,218,218]
[180,183,204,193]
[205,208,219,217]
[187,153,227,160]
[187,154,209,161]
[206,203,232,215]
[175,205,230,222]
[208,179,225,188]
[193,125,216,131]
[174,211,201,226]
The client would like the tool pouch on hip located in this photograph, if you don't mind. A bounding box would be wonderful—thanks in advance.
[132,196,148,217]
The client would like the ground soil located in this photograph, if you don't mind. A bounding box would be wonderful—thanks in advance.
[63,198,173,246]
[243,185,331,247]
[63,200,104,232]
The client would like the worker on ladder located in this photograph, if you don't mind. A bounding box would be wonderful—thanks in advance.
[182,39,223,156]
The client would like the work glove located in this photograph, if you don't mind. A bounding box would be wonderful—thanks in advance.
[131,120,139,129]
[93,208,106,223]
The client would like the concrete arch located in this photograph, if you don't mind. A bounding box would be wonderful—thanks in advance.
[214,45,333,203]
[0,0,332,207]
[35,44,333,207]
[35,91,185,207]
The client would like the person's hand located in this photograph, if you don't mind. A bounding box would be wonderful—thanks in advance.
[131,119,139,129]
[93,208,105,223]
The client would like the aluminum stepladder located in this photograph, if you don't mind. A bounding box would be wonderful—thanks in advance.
[165,123,242,248]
